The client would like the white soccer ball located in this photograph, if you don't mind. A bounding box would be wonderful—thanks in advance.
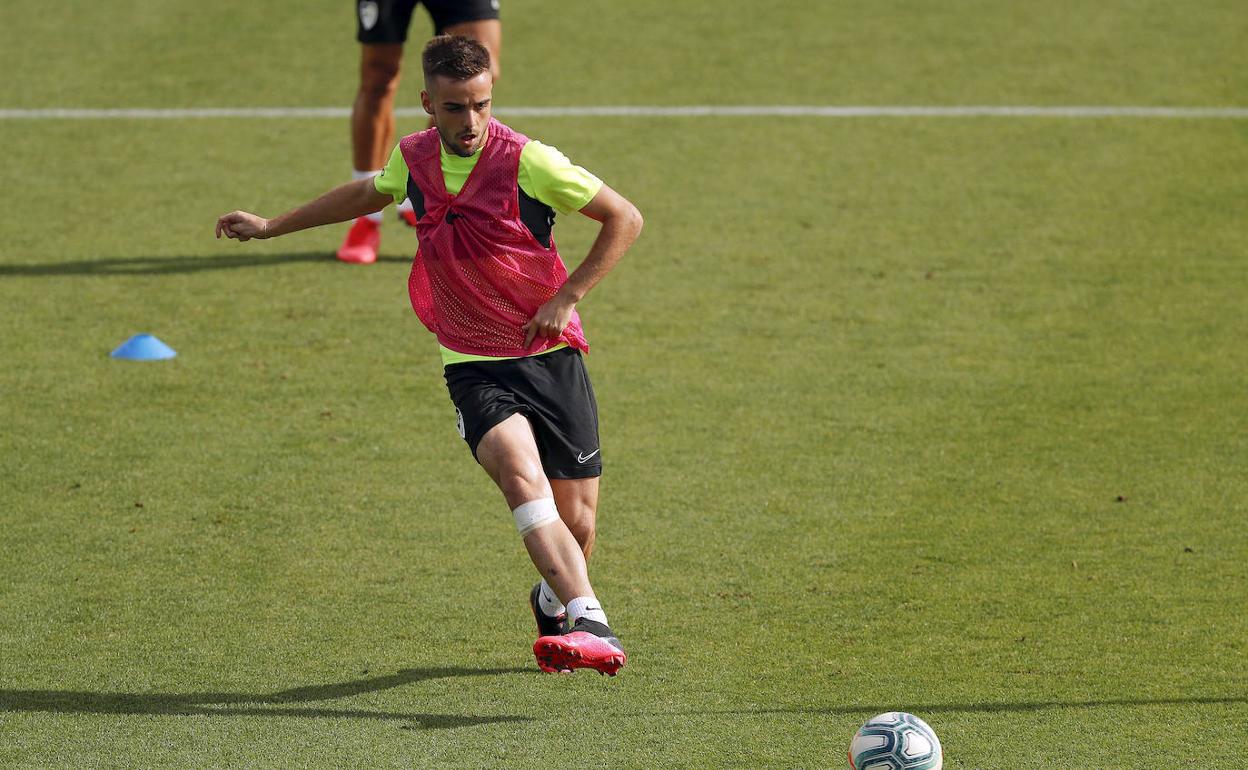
[848,712,943,770]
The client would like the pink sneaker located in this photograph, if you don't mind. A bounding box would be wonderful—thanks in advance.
[336,217,379,264]
[533,618,626,676]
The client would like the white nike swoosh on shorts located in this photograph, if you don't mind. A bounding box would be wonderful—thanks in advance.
[577,449,600,463]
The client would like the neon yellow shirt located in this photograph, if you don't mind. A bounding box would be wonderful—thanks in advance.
[375,132,603,365]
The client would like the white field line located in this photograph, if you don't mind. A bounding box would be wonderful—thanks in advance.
[1,105,1247,120]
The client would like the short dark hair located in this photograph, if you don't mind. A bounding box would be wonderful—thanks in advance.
[422,35,492,82]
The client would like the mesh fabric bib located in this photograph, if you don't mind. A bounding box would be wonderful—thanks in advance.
[400,119,589,358]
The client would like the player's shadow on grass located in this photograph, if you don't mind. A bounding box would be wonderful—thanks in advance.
[0,666,531,729]
[0,252,411,277]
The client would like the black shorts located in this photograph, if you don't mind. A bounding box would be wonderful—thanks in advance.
[356,0,500,44]
[444,347,602,480]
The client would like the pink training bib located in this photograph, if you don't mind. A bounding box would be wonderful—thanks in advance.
[400,119,589,358]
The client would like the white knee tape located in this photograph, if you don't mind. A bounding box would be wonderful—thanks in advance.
[513,497,559,537]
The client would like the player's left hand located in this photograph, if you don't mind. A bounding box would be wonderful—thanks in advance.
[522,296,576,347]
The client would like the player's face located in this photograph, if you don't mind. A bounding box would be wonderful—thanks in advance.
[421,72,494,157]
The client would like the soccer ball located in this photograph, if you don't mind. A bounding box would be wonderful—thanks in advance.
[848,712,942,770]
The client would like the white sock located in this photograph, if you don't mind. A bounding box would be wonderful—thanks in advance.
[397,197,414,213]
[566,596,608,627]
[353,169,384,223]
[537,580,565,617]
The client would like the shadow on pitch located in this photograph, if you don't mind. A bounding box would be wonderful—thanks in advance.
[0,666,532,729]
[0,252,411,277]
[640,695,1247,720]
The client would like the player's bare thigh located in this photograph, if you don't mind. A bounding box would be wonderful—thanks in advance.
[475,412,552,508]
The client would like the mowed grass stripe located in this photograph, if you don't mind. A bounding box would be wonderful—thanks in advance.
[3,105,1248,120]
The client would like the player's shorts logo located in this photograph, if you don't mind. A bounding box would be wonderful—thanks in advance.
[455,408,466,439]
[358,1,379,31]
[491,0,501,10]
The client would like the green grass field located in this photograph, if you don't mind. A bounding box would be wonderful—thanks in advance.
[2,1,1246,767]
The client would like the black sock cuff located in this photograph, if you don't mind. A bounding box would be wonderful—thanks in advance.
[573,618,614,638]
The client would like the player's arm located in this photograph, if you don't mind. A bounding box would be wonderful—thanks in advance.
[215,178,392,242]
[523,184,643,346]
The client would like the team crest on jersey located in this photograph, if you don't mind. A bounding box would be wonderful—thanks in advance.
[455,408,466,439]
[358,1,379,31]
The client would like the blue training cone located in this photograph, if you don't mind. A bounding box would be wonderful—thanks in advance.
[110,333,177,361]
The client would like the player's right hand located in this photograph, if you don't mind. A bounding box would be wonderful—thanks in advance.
[215,211,269,241]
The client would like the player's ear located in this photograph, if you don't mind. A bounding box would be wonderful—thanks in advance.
[420,90,434,116]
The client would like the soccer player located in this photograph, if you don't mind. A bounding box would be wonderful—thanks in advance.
[215,36,642,676]
[341,0,503,265]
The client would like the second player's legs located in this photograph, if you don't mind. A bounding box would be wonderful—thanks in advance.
[476,413,594,604]
[339,42,403,263]
[351,43,404,171]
